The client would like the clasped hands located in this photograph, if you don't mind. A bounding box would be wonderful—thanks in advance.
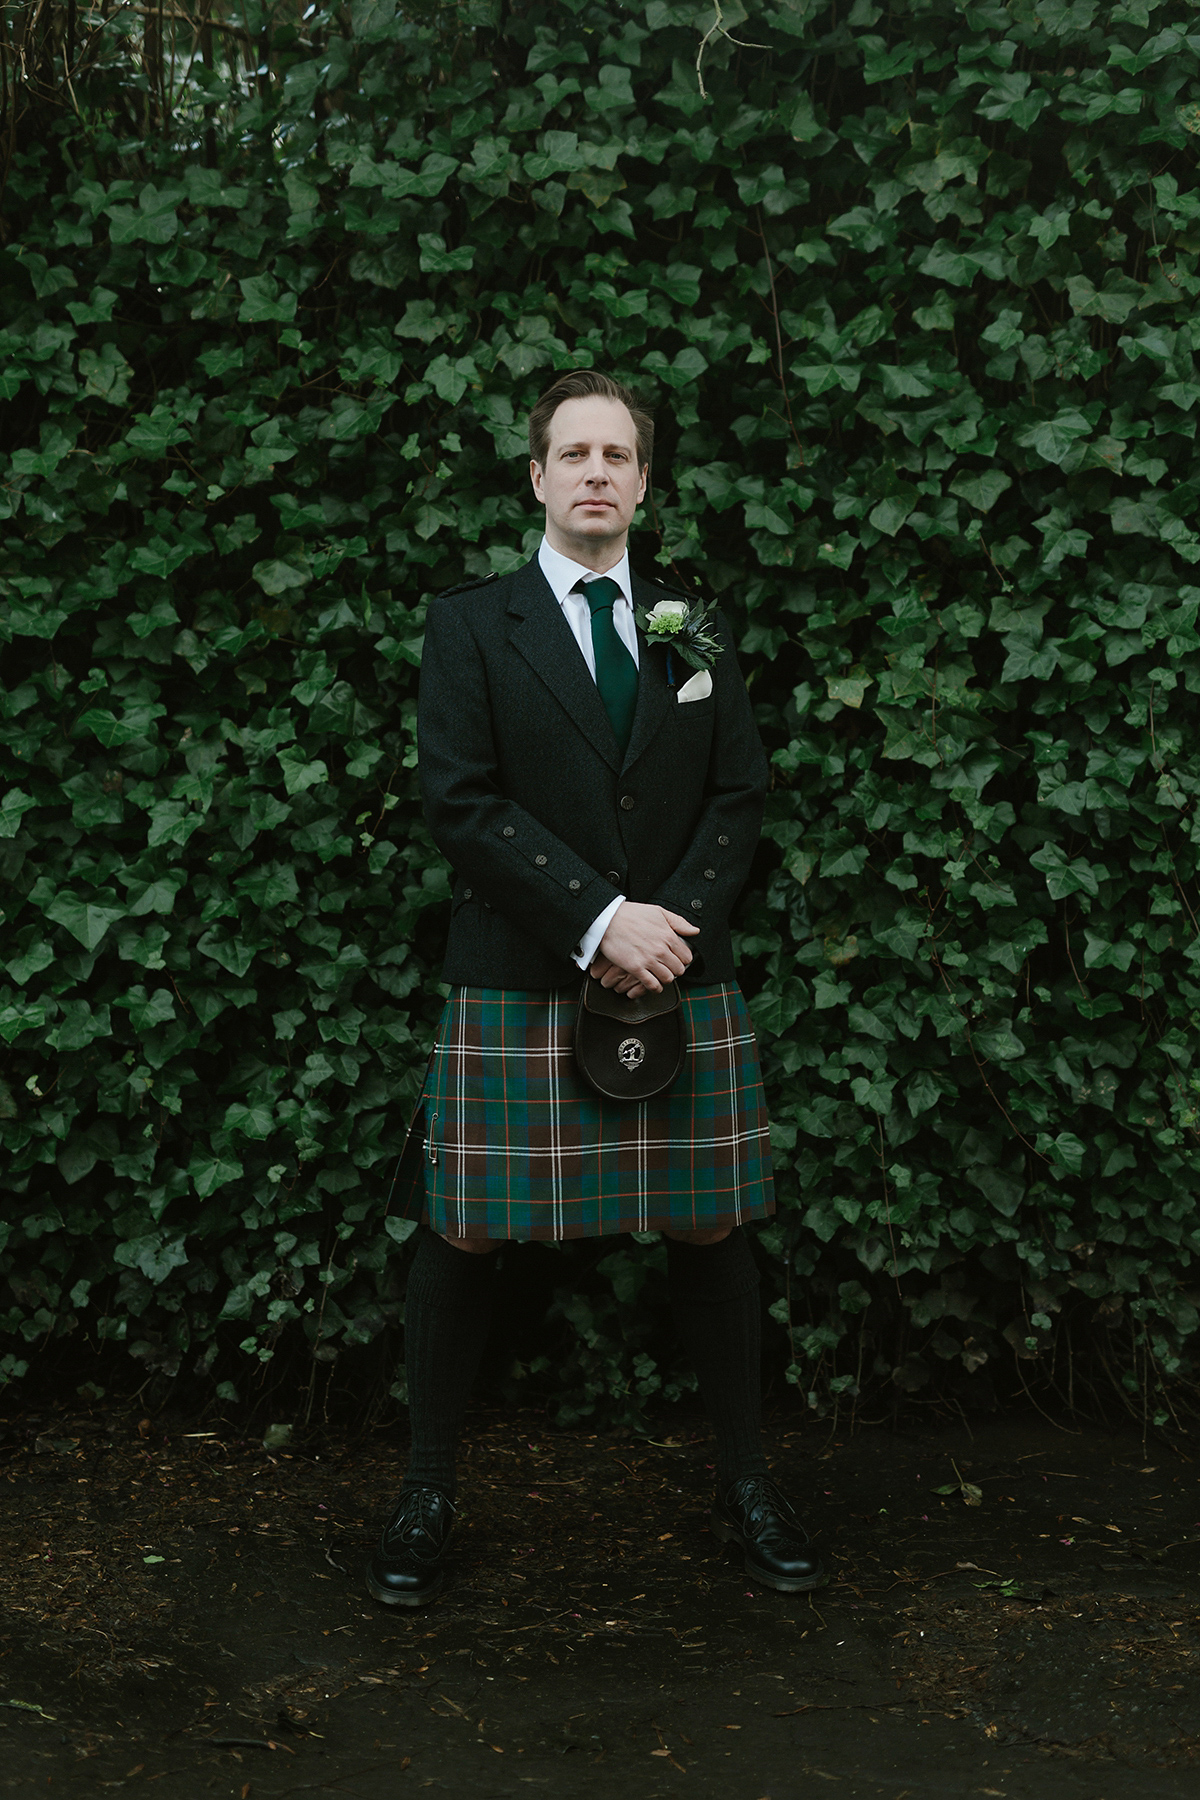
[590,900,700,998]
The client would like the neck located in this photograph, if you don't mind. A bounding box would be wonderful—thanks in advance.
[544,524,627,574]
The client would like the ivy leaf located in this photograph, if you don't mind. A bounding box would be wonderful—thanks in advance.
[189,1151,244,1198]
[106,182,181,244]
[950,470,1012,513]
[276,747,330,796]
[417,234,475,273]
[45,893,127,950]
[0,788,37,838]
[0,1000,47,1043]
[223,1101,275,1139]
[124,405,192,457]
[825,670,874,709]
[79,344,133,405]
[238,275,298,324]
[1016,409,1093,465]
[253,557,311,595]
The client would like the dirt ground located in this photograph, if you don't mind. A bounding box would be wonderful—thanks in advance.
[1,1394,1199,1799]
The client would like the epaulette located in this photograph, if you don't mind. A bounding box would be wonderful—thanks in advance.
[437,572,502,600]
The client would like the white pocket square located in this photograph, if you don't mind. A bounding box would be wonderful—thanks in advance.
[676,669,712,704]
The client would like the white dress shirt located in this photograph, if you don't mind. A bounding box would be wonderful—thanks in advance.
[536,535,636,971]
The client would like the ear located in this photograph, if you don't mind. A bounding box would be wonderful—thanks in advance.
[636,464,649,503]
[530,458,546,501]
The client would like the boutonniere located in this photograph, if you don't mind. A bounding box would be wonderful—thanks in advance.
[635,596,724,676]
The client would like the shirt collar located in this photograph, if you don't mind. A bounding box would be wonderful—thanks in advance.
[538,536,633,609]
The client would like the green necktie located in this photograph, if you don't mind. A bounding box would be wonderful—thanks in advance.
[577,576,639,756]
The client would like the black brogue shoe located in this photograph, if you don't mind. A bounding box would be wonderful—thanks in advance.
[365,1486,454,1607]
[710,1474,828,1593]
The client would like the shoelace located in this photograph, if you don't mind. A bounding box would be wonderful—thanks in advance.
[386,1489,454,1547]
[725,1476,798,1536]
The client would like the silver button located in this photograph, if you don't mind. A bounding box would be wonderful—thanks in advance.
[607,870,622,884]
[703,869,715,880]
[691,900,703,912]
[620,794,635,811]
[568,879,580,891]
[463,887,472,899]
[503,825,515,838]
[535,854,547,866]
[718,834,729,846]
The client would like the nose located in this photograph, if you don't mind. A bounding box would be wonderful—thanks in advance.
[584,454,610,484]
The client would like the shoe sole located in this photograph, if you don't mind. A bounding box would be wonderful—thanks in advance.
[364,1563,445,1607]
[710,1514,830,1593]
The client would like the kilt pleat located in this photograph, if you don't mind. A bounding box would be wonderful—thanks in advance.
[416,983,774,1241]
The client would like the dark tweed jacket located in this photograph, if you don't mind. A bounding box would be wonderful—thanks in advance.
[417,556,769,989]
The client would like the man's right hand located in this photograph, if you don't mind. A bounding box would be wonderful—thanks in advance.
[591,901,700,996]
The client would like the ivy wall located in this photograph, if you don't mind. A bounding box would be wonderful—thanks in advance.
[3,0,1200,1427]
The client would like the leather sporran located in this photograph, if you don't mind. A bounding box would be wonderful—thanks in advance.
[573,976,687,1101]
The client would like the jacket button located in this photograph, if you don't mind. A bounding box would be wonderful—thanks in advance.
[718,834,729,846]
[463,887,472,899]
[704,869,716,880]
[619,794,635,811]
[569,879,580,891]
[503,825,515,837]
[691,900,703,912]
[535,854,547,866]
[607,870,622,884]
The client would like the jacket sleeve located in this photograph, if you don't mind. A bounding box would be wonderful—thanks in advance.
[646,610,769,968]
[417,592,621,963]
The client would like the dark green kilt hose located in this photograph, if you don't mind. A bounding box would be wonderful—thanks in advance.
[404,982,774,1242]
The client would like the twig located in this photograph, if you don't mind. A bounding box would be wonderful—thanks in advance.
[695,1,769,101]
[1012,1344,1081,1434]
[927,940,1048,1165]
[755,207,806,468]
[876,1114,901,1293]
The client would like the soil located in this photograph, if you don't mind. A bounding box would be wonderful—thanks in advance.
[1,1397,1198,1798]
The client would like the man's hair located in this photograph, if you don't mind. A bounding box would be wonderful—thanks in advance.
[528,370,655,470]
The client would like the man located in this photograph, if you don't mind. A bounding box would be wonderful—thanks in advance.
[366,370,826,1605]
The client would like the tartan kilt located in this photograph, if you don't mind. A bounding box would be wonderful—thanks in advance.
[397,982,774,1241]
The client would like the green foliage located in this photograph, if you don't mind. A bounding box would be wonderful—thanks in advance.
[4,0,1200,1425]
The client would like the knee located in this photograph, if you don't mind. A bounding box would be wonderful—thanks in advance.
[663,1226,733,1247]
[436,1232,502,1256]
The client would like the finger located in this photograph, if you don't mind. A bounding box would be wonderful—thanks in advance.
[662,910,702,935]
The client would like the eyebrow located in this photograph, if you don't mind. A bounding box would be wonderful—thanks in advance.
[556,440,633,454]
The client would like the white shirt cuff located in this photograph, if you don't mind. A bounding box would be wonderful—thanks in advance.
[573,895,626,972]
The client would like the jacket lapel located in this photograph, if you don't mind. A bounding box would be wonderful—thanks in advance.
[507,559,621,770]
[621,571,673,773]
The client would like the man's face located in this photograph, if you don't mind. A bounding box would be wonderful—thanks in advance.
[530,395,648,564]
